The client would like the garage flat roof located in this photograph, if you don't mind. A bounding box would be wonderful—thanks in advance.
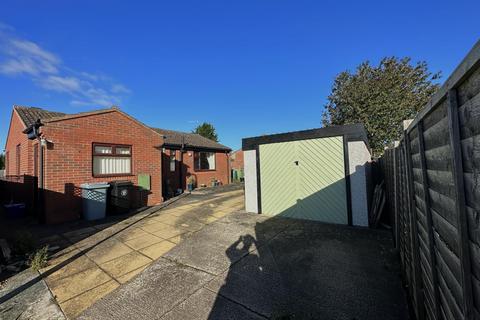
[242,123,369,150]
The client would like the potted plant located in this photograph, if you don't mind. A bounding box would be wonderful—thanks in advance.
[187,175,196,192]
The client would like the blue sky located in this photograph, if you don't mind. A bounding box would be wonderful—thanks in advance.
[0,1,478,151]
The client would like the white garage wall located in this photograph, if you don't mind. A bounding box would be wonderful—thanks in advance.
[348,141,371,227]
[244,150,258,213]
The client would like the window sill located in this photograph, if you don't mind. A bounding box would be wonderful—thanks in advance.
[92,174,135,178]
[194,169,217,172]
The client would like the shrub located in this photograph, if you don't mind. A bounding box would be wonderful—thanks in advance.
[28,246,49,271]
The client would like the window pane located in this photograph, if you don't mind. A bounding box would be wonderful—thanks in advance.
[195,152,215,170]
[94,146,112,154]
[207,152,215,170]
[170,151,176,172]
[93,156,131,175]
[116,147,131,155]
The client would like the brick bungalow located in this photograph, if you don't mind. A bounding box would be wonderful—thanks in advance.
[152,128,231,199]
[4,105,231,224]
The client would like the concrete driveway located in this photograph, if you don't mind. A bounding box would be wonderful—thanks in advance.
[79,198,408,319]
[37,185,245,318]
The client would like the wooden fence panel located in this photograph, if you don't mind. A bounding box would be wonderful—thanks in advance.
[382,40,480,320]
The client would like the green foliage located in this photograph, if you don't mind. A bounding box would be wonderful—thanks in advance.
[193,122,219,142]
[28,245,49,271]
[322,57,441,155]
[0,153,4,170]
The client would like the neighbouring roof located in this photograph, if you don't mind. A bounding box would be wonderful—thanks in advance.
[152,128,231,151]
[14,105,66,127]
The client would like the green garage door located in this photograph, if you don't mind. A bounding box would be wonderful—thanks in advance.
[259,136,348,224]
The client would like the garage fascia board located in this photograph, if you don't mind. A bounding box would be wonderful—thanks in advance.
[242,123,369,151]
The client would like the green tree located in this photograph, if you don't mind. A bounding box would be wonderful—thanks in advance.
[322,57,440,155]
[193,122,219,142]
[0,153,4,170]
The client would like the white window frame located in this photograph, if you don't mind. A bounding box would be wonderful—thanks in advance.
[92,143,132,177]
[194,152,216,171]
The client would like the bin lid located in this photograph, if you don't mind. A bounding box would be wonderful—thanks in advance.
[80,183,110,189]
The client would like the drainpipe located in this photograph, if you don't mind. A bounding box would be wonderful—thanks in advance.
[38,137,45,190]
[227,151,231,184]
[38,136,46,222]
[179,136,185,192]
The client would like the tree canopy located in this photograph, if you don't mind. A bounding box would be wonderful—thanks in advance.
[322,57,440,155]
[193,122,219,142]
[0,153,4,170]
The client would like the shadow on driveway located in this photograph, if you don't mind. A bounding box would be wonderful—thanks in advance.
[79,212,408,320]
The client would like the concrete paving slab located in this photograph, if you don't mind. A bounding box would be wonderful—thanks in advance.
[139,240,176,260]
[205,267,290,318]
[85,239,133,264]
[42,247,81,270]
[0,269,65,320]
[45,254,97,282]
[78,258,214,320]
[59,280,119,319]
[114,227,150,242]
[210,210,230,218]
[116,265,148,284]
[160,288,265,320]
[47,266,112,303]
[99,251,152,279]
[167,232,193,244]
[172,216,206,231]
[123,233,163,250]
[165,209,193,217]
[139,221,170,233]
[152,226,189,239]
[162,216,264,275]
[153,213,182,225]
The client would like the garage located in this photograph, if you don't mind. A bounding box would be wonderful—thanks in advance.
[242,124,371,226]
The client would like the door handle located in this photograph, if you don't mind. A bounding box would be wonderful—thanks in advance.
[294,161,299,166]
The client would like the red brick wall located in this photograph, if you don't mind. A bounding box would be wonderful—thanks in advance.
[40,110,163,223]
[182,150,230,188]
[230,149,244,170]
[4,110,34,176]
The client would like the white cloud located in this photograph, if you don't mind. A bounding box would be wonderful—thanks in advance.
[0,22,131,107]
[39,76,82,93]
[111,83,131,94]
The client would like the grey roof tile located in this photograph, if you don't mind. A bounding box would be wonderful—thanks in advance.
[14,106,66,127]
[152,128,231,151]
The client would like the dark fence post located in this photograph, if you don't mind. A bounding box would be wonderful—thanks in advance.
[447,88,474,320]
[405,131,425,320]
[394,147,401,250]
[417,120,441,320]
